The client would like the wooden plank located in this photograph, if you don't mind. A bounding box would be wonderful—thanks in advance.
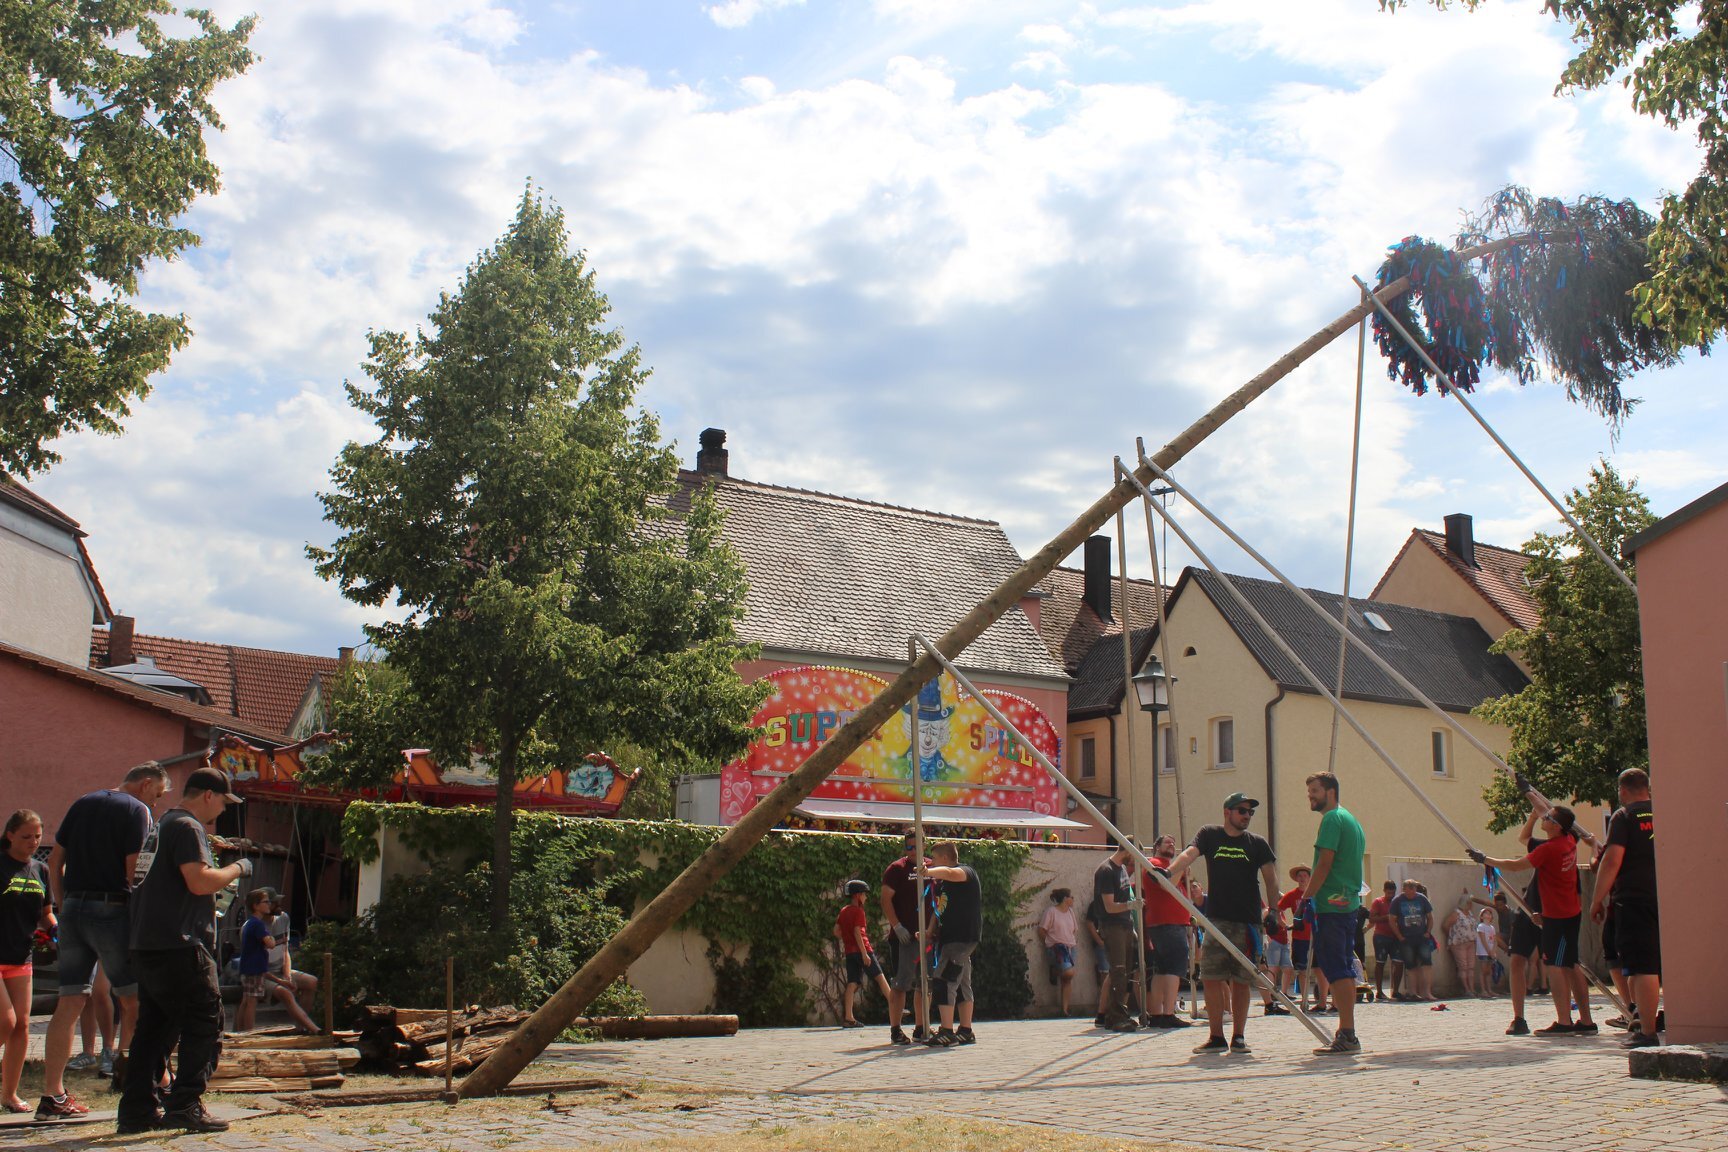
[570,1015,739,1040]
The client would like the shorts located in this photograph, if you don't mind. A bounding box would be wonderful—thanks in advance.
[55,896,138,997]
[1046,943,1076,973]
[1599,906,1618,965]
[1399,936,1433,968]
[1263,937,1292,971]
[1147,923,1190,976]
[1290,938,1310,970]
[242,971,271,1000]
[1198,919,1259,984]
[1539,913,1582,968]
[1313,913,1357,983]
[888,933,923,993]
[930,942,975,1006]
[1611,899,1661,977]
[0,961,30,980]
[1373,935,1398,963]
[1508,912,1541,960]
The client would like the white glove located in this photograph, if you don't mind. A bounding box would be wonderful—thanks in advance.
[893,922,913,944]
[234,857,254,878]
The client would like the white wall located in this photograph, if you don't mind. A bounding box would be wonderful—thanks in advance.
[0,521,99,666]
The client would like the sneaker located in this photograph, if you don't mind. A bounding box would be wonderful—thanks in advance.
[955,1028,976,1046]
[115,1113,161,1136]
[98,1050,116,1078]
[1107,1019,1139,1033]
[1313,1031,1362,1056]
[1572,1021,1599,1035]
[1230,1035,1250,1053]
[1193,1035,1229,1054]
[1093,1015,1108,1029]
[66,1053,98,1071]
[1534,1021,1576,1035]
[1505,1017,1530,1036]
[1622,1031,1661,1049]
[890,1027,910,1046]
[36,1093,91,1120]
[1604,1014,1631,1030]
[1164,1013,1194,1027]
[912,1027,932,1043]
[840,1019,862,1028]
[159,1105,230,1134]
[925,1029,958,1048]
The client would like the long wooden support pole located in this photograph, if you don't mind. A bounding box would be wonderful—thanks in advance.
[457,243,1524,1098]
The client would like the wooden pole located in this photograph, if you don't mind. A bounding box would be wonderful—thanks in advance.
[458,243,1531,1099]
[322,952,334,1037]
[444,956,455,1101]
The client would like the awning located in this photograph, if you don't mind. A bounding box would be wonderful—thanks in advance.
[794,798,1087,829]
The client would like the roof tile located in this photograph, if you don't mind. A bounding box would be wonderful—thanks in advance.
[90,630,339,738]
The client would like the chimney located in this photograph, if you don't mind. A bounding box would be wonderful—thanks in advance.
[1443,513,1477,568]
[1082,535,1114,623]
[108,615,135,667]
[696,427,729,478]
[338,646,355,665]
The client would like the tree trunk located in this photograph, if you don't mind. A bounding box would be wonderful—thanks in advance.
[489,729,519,933]
[459,240,1538,1098]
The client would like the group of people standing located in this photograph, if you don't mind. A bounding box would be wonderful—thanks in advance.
[0,761,273,1135]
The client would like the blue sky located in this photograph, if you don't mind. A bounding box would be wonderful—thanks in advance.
[30,0,1726,658]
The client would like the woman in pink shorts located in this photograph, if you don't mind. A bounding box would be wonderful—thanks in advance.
[0,810,55,1113]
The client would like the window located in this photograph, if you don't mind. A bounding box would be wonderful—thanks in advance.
[1159,724,1176,775]
[1431,730,1451,777]
[1362,611,1393,633]
[1077,736,1097,780]
[1210,717,1235,770]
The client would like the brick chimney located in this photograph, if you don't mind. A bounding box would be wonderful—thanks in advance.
[696,428,729,478]
[338,646,355,665]
[1083,535,1113,623]
[108,615,135,666]
[1443,513,1476,568]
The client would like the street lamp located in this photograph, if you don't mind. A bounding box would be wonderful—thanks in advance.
[1131,657,1172,713]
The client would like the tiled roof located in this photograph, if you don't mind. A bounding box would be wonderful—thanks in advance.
[90,630,340,739]
[1068,626,1158,718]
[1178,568,1529,713]
[0,476,114,620]
[2,639,284,742]
[1035,565,1167,676]
[1372,530,1542,633]
[667,472,1067,682]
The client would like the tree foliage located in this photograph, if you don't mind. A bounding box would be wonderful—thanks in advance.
[1474,462,1653,831]
[1381,0,1728,349]
[298,657,427,794]
[310,189,768,928]
[0,2,255,475]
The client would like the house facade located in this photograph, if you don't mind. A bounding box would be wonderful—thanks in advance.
[0,478,112,666]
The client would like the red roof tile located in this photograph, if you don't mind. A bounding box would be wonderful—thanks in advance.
[1371,530,1543,633]
[90,630,340,739]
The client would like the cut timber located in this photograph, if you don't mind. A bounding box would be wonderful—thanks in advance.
[399,1006,527,1045]
[274,1078,614,1110]
[224,1031,337,1051]
[414,1032,508,1076]
[208,1075,344,1093]
[212,1049,358,1079]
[571,1015,738,1039]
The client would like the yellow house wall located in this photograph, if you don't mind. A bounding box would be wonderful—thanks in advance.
[1064,715,1116,844]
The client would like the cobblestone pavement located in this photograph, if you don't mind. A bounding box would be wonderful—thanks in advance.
[8,998,1726,1151]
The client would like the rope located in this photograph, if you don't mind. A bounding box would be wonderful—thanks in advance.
[1131,443,1186,845]
[1327,289,1369,775]
[1112,494,1151,1020]
[1350,274,1638,594]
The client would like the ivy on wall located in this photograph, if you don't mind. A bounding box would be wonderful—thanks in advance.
[341,803,1036,1026]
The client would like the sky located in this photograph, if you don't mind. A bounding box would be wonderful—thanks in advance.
[28,0,1727,659]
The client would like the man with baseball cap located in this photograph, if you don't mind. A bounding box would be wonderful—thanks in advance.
[118,767,252,1135]
[1168,792,1279,1055]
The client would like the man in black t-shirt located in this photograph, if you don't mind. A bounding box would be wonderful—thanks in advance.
[1092,843,1139,1032]
[919,841,981,1047]
[118,768,252,1136]
[39,762,169,1121]
[1168,792,1279,1054]
[879,833,934,1045]
[1591,768,1659,1048]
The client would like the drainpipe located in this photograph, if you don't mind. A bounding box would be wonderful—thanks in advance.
[1263,687,1286,854]
[1105,712,1118,839]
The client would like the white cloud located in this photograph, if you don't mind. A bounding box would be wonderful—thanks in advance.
[706,0,806,30]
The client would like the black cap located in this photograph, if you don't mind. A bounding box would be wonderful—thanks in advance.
[184,767,243,803]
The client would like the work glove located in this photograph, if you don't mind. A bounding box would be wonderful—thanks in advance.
[893,922,913,944]
[235,857,255,878]
[1513,772,1536,798]
[1466,848,1487,865]
[1262,912,1279,936]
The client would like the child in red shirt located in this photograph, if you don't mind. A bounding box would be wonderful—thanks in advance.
[835,879,891,1027]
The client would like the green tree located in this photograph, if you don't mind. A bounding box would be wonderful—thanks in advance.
[310,189,768,929]
[299,657,427,794]
[0,2,255,475]
[1475,462,1654,830]
[1382,1,1728,347]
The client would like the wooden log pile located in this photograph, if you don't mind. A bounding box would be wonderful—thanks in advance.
[352,1007,741,1077]
[208,1028,360,1093]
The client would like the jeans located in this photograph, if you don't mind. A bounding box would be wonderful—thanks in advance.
[120,946,223,1122]
[55,897,137,995]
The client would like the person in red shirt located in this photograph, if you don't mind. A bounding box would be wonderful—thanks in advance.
[1367,880,1401,1001]
[1476,806,1597,1036]
[1278,866,1329,1012]
[1140,834,1195,1028]
[835,880,890,1028]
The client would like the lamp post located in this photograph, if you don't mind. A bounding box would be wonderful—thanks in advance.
[1131,658,1172,837]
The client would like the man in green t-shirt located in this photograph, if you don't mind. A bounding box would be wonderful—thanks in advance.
[1300,771,1365,1056]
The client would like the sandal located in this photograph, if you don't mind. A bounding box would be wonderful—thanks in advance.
[2,1100,30,1115]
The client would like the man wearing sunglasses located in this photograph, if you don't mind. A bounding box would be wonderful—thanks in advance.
[1167,792,1279,1055]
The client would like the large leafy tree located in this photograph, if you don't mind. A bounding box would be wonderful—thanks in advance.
[1475,462,1654,830]
[1382,1,1728,348]
[311,190,768,929]
[0,2,255,475]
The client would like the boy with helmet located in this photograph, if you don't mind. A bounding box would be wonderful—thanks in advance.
[836,879,890,1027]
